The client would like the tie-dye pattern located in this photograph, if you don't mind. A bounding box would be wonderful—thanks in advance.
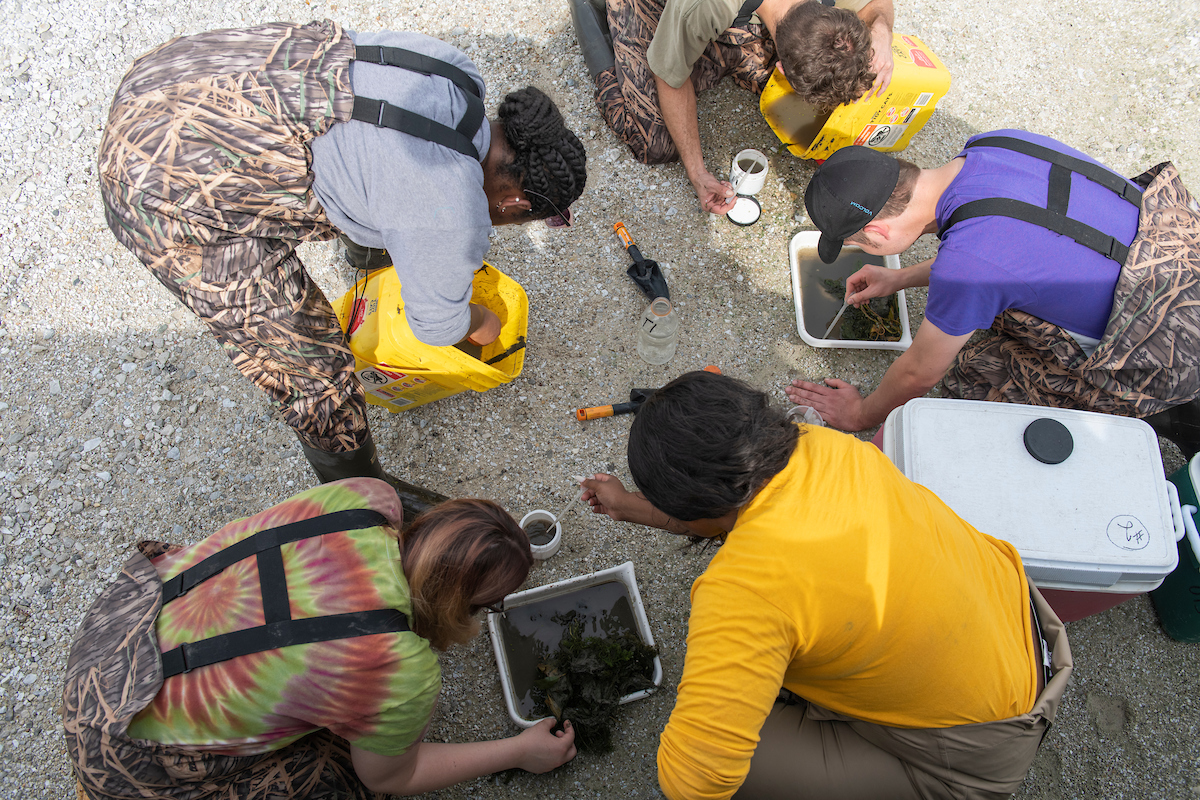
[125,478,440,757]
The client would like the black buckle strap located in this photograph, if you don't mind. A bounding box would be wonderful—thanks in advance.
[965,136,1143,207]
[940,198,1131,265]
[161,509,389,603]
[351,97,481,160]
[939,136,1142,265]
[160,609,410,678]
[733,0,765,26]
[354,46,481,99]
[351,45,486,162]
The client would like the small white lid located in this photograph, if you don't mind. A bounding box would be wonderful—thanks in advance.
[884,399,1178,591]
[726,195,761,226]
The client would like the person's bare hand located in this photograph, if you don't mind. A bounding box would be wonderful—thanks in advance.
[515,718,577,773]
[863,23,895,99]
[845,264,897,307]
[784,379,868,431]
[690,170,737,215]
[466,304,501,345]
[580,474,639,521]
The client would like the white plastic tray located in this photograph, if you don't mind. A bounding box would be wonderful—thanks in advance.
[486,561,662,728]
[789,231,912,351]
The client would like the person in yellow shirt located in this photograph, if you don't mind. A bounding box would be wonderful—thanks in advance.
[581,370,1073,800]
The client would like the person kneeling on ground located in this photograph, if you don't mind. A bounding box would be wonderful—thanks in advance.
[785,132,1200,457]
[581,370,1071,800]
[570,0,892,213]
[63,479,575,799]
[99,21,587,514]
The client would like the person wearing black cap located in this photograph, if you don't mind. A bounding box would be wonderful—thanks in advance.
[785,132,1200,458]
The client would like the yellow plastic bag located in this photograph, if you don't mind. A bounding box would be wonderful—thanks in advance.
[334,263,528,413]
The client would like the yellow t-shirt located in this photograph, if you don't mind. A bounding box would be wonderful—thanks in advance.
[647,0,871,88]
[657,426,1036,800]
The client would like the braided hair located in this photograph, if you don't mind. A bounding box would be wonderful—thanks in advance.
[497,87,587,219]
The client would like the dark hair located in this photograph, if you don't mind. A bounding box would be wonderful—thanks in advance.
[845,157,919,244]
[627,372,801,521]
[497,86,588,220]
[775,3,875,112]
[400,498,532,650]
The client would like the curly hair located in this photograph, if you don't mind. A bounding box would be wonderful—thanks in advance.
[400,498,532,651]
[627,372,802,522]
[497,86,588,220]
[775,2,875,112]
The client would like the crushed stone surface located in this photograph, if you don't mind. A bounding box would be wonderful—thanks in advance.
[0,0,1198,797]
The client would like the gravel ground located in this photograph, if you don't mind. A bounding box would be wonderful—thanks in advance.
[1,0,1198,797]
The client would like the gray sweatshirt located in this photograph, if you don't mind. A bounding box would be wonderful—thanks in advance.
[310,30,493,346]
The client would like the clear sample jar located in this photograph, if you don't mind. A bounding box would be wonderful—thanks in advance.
[637,297,679,365]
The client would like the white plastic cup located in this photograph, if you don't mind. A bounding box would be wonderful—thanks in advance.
[519,510,563,560]
[730,149,769,195]
[786,404,826,427]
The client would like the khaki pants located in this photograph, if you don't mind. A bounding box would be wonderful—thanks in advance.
[734,586,1073,800]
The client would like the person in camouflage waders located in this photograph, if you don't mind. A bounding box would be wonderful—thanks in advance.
[62,480,577,799]
[566,0,893,213]
[98,21,587,514]
[786,132,1200,458]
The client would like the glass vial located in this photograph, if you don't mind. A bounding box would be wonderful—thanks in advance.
[637,297,679,365]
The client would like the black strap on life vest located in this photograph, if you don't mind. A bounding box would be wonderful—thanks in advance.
[732,0,764,26]
[937,135,1143,265]
[350,45,486,161]
[734,0,831,24]
[159,508,410,678]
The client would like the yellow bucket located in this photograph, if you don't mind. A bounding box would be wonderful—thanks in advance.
[334,263,528,413]
[760,33,951,161]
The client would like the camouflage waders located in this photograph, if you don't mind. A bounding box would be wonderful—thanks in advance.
[596,0,776,164]
[98,20,369,453]
[62,542,385,800]
[942,162,1200,417]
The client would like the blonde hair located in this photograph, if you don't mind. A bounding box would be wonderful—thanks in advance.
[400,499,532,651]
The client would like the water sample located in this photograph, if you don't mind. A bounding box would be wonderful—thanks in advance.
[636,297,679,364]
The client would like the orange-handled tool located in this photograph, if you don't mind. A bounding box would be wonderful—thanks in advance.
[613,221,645,263]
[575,401,641,421]
[574,367,722,421]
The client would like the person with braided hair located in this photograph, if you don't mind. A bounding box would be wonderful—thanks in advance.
[99,21,587,508]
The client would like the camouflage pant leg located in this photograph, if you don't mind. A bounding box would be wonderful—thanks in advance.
[64,546,384,800]
[97,20,367,452]
[940,319,1117,412]
[597,0,775,164]
[943,162,1200,418]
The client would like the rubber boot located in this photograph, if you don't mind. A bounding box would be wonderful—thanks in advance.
[340,234,393,273]
[1145,398,1200,460]
[298,432,448,522]
[569,0,614,82]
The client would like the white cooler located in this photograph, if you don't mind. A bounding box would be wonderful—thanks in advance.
[881,399,1185,621]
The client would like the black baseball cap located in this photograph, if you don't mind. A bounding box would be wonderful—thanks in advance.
[804,146,901,263]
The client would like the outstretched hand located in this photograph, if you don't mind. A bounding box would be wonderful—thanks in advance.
[515,718,577,773]
[845,264,898,307]
[690,170,737,215]
[784,378,868,431]
[580,474,640,522]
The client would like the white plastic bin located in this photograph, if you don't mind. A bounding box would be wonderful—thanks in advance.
[487,561,663,728]
[789,231,912,351]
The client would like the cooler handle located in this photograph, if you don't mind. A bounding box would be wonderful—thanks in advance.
[1180,504,1200,567]
[1168,481,1183,542]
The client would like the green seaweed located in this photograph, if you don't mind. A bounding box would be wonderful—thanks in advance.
[820,278,902,342]
[532,612,658,753]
